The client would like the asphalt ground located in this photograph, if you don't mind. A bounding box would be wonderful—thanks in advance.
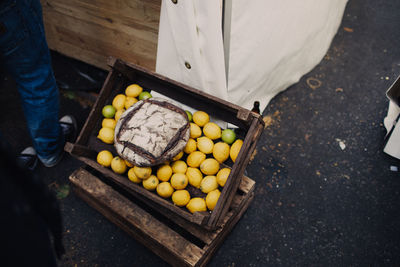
[1,0,400,266]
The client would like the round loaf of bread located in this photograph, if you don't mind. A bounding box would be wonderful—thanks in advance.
[114,97,190,167]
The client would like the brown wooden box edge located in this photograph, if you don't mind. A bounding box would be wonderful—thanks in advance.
[69,167,256,267]
[65,57,264,230]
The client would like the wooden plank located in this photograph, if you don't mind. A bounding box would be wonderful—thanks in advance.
[70,167,255,267]
[41,0,160,70]
[208,118,264,228]
[75,156,210,226]
[75,68,123,145]
[110,58,254,129]
[197,193,255,267]
[70,168,203,267]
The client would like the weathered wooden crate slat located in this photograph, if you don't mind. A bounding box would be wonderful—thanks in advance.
[69,167,255,267]
[66,57,264,230]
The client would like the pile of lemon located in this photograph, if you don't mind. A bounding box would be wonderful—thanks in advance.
[96,84,244,215]
[97,84,152,144]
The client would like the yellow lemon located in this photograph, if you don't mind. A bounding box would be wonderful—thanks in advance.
[212,142,230,163]
[112,94,126,110]
[172,151,184,161]
[193,111,209,127]
[186,151,206,168]
[216,168,231,187]
[183,138,197,154]
[142,175,159,191]
[156,182,174,198]
[186,198,207,214]
[97,127,114,144]
[206,189,221,211]
[170,173,188,190]
[124,160,134,168]
[125,96,138,109]
[186,167,203,188]
[172,190,191,207]
[114,109,125,122]
[230,139,243,163]
[200,158,220,175]
[157,164,173,182]
[171,160,187,174]
[96,150,113,167]
[110,156,127,174]
[190,123,202,139]
[133,166,152,179]
[203,122,221,140]
[196,136,214,154]
[127,168,141,183]
[125,84,143,97]
[102,118,116,129]
[200,175,218,193]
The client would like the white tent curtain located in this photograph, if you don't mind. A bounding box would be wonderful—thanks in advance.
[156,0,348,112]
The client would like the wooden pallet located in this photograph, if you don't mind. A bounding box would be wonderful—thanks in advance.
[69,167,255,267]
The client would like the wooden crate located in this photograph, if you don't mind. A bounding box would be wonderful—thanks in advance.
[69,167,256,267]
[41,0,160,70]
[65,57,264,230]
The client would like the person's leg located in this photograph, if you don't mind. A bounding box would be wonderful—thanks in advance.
[0,0,63,166]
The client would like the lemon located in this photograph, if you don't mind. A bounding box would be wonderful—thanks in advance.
[172,190,191,207]
[125,96,138,109]
[193,111,209,127]
[212,142,230,163]
[200,175,219,193]
[206,189,221,211]
[127,168,142,183]
[157,164,173,182]
[125,84,143,97]
[156,182,174,198]
[133,166,152,179]
[96,150,113,167]
[186,167,203,188]
[102,118,117,129]
[196,136,214,154]
[183,138,197,154]
[172,151,184,161]
[97,127,114,144]
[124,160,134,168]
[186,198,207,214]
[171,160,187,174]
[230,139,243,163]
[186,151,206,168]
[111,156,127,174]
[112,94,126,110]
[170,173,188,190]
[200,158,219,175]
[216,168,231,187]
[190,123,202,139]
[142,175,159,191]
[203,122,221,140]
[115,109,125,122]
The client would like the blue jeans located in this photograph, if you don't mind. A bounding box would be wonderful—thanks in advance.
[0,0,63,166]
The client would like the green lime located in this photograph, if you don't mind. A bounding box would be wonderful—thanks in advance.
[221,129,236,145]
[102,105,116,118]
[138,91,152,100]
[185,110,193,122]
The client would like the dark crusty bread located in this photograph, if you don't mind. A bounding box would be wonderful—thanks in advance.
[114,97,190,166]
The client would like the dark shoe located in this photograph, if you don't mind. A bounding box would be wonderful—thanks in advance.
[59,115,77,143]
[39,115,77,168]
[16,146,38,171]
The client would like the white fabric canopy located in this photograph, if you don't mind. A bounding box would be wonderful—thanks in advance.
[156,0,348,112]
